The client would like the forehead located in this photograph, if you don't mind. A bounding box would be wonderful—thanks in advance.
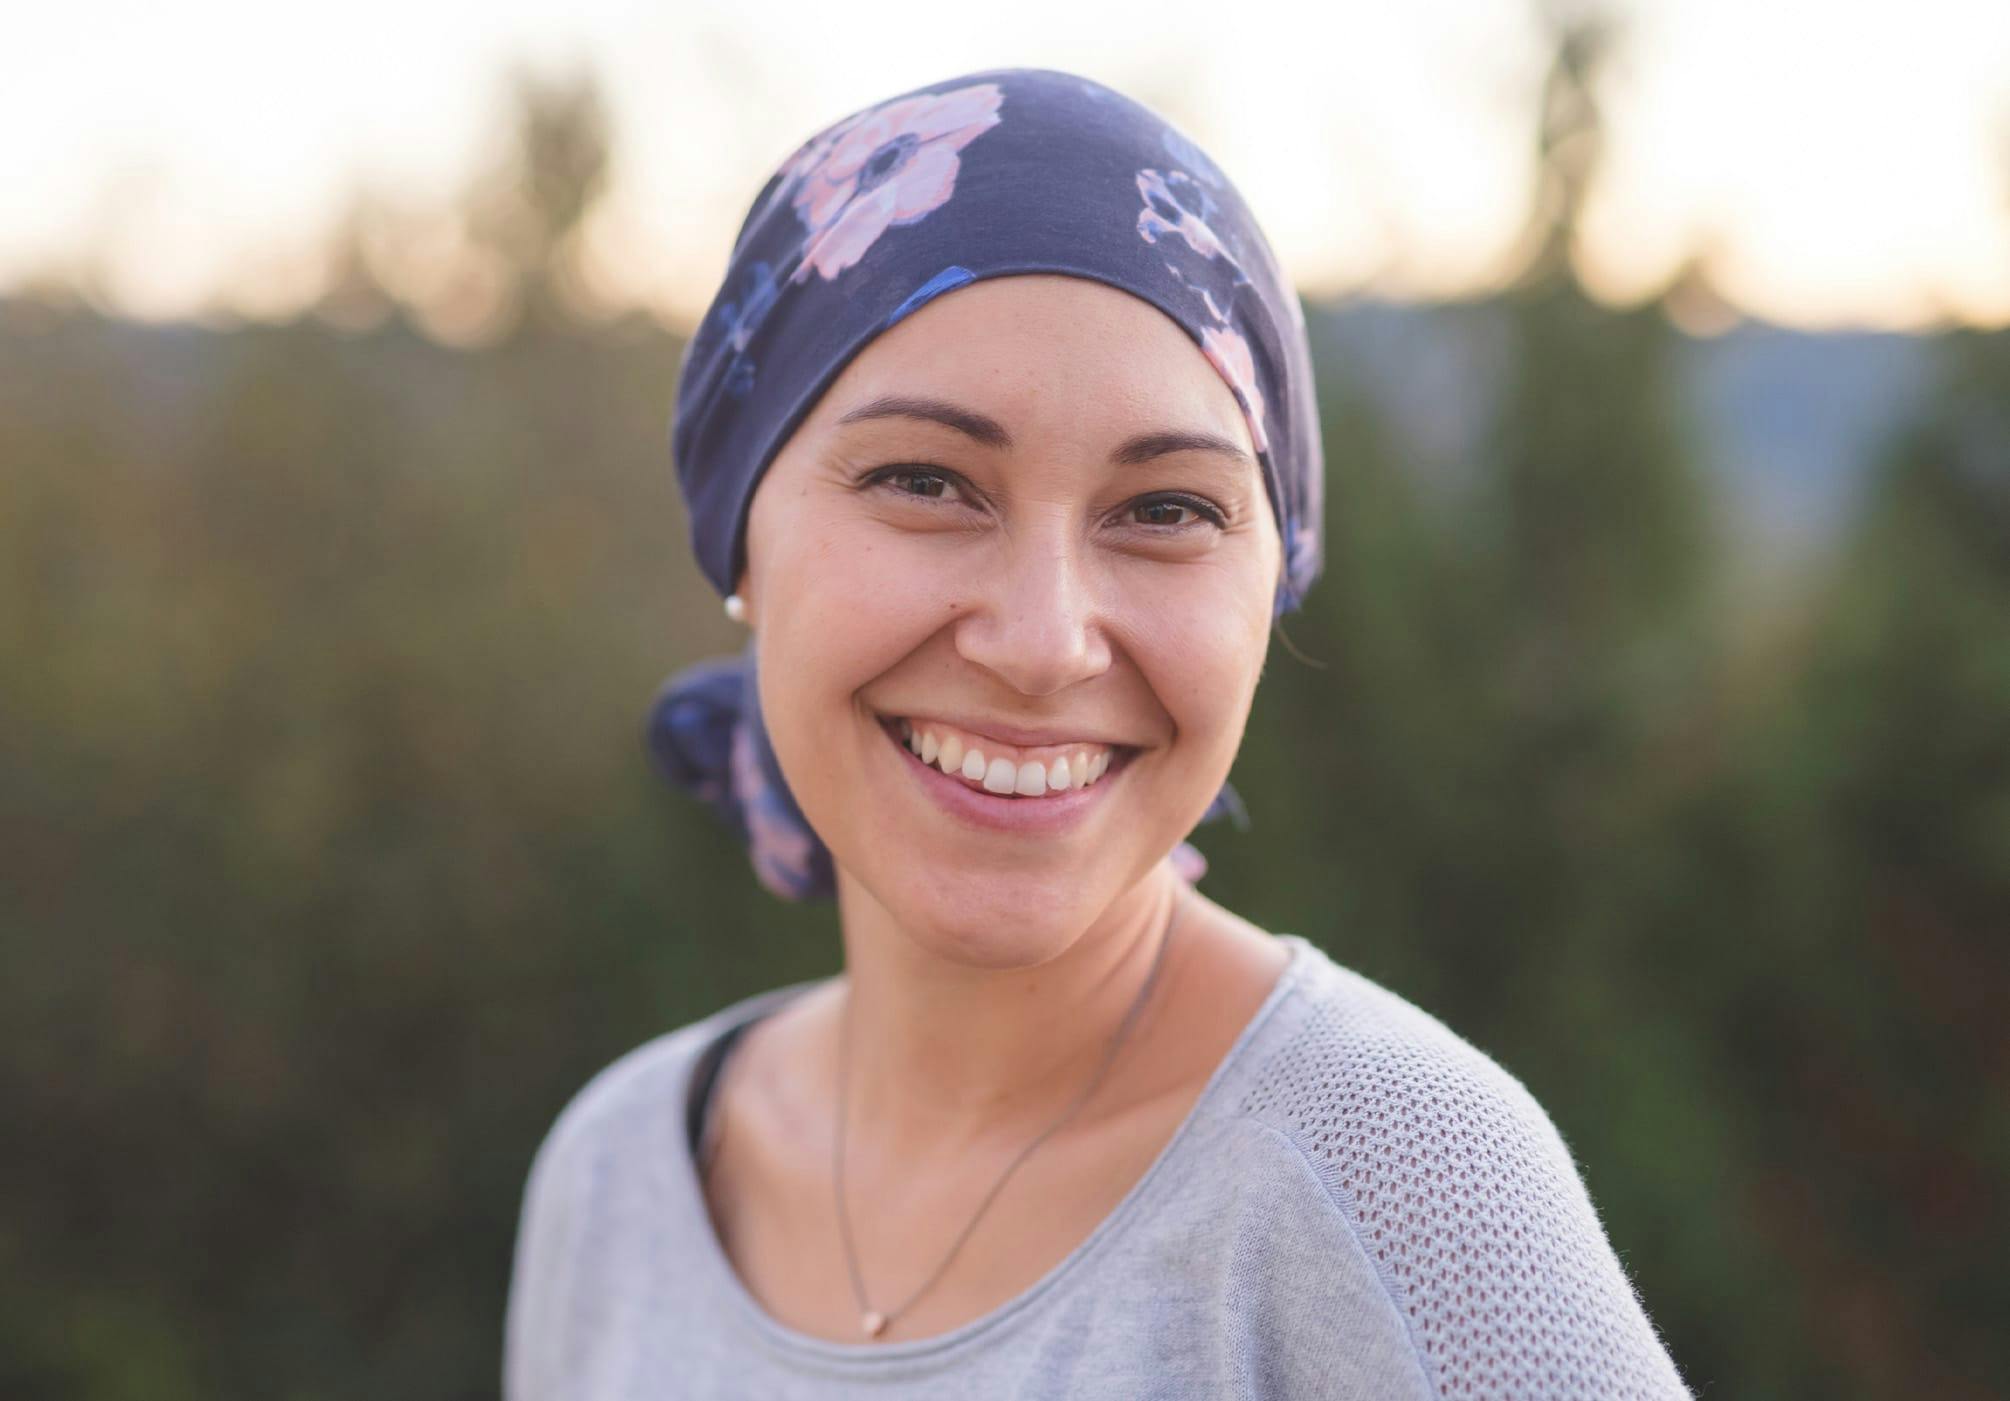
[805,274,1252,452]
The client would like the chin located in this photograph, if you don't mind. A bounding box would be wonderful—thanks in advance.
[870,863,1105,972]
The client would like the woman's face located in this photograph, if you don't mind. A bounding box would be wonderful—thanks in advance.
[739,273,1282,968]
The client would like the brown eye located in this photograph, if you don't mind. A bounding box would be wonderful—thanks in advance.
[1131,494,1225,531]
[889,469,949,499]
[862,466,960,502]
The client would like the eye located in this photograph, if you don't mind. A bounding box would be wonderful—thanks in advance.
[862,466,966,504]
[1129,494,1227,532]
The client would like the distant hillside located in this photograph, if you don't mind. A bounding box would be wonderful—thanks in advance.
[1305,297,1935,565]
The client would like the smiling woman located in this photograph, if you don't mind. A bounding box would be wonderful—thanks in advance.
[503,67,1692,1399]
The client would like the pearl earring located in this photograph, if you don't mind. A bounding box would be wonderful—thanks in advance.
[724,593,747,623]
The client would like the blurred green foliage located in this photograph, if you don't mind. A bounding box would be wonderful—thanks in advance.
[3,43,2005,1401]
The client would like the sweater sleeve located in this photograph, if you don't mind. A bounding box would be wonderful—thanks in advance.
[502,1093,592,1401]
[1243,976,1693,1401]
[501,1034,672,1401]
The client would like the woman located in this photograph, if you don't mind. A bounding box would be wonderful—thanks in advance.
[505,67,1690,1398]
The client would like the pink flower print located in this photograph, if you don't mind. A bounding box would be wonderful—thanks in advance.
[1200,323,1269,456]
[784,112,866,184]
[1136,169,1244,276]
[731,716,820,900]
[788,82,1004,284]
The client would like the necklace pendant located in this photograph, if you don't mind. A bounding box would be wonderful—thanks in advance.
[861,1310,888,1338]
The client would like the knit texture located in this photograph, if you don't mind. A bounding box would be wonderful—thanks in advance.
[1241,967,1690,1399]
[504,937,1691,1399]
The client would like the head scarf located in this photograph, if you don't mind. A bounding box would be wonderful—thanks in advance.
[646,66,1323,901]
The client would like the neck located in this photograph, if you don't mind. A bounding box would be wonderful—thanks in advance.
[832,865,1187,1152]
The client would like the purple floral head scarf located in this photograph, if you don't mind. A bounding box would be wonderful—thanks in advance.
[647,66,1323,901]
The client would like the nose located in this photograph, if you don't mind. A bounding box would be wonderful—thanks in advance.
[953,519,1112,697]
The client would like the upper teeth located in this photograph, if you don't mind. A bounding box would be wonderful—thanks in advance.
[897,718,1115,796]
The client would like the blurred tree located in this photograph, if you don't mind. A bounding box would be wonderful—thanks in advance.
[1715,325,2010,1399]
[464,65,614,335]
[1409,3,1720,1041]
[1509,2,1613,290]
[314,196,400,336]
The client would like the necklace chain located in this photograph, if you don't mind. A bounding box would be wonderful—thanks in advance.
[831,888,1185,1340]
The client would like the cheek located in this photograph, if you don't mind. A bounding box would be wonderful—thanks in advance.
[1127,561,1272,719]
[756,525,947,724]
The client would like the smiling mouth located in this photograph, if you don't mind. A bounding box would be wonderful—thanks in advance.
[876,715,1137,798]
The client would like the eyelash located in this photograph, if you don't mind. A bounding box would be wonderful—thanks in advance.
[860,465,1228,532]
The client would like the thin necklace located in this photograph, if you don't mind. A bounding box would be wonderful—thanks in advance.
[831,889,1185,1340]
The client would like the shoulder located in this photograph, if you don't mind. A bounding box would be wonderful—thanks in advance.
[508,980,825,1285]
[504,983,817,1395]
[1231,938,1692,1400]
[508,1014,704,1289]
[519,980,818,1195]
[1240,939,1565,1152]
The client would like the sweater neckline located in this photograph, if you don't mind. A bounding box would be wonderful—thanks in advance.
[666,932,1315,1372]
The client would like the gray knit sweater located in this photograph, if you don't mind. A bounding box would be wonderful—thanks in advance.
[504,935,1692,1398]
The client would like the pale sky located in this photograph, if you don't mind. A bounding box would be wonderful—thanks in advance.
[9,0,2009,331]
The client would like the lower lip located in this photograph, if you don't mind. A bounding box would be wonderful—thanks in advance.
[880,719,1129,837]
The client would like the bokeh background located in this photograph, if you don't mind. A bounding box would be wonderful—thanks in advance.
[5,1,2006,1396]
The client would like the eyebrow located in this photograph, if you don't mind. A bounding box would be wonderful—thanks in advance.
[834,393,1255,468]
